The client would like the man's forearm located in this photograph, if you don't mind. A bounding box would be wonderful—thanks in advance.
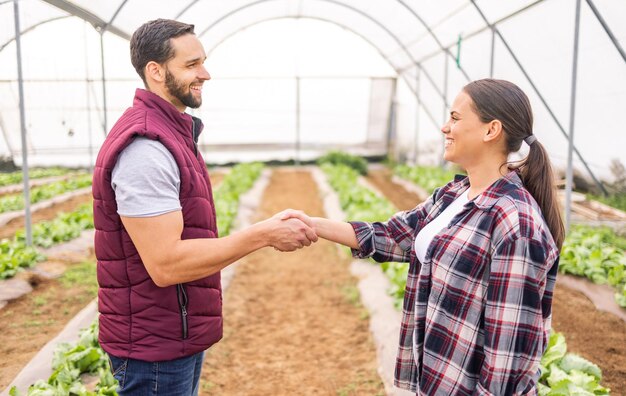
[122,210,316,287]
[152,222,269,286]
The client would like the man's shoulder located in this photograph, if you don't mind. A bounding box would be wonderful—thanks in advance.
[123,136,166,151]
[119,137,175,168]
[115,106,148,129]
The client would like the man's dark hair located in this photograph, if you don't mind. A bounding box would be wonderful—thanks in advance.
[130,19,195,86]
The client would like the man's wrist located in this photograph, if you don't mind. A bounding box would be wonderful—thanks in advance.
[249,219,272,248]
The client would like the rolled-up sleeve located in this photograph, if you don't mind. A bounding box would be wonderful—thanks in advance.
[477,236,554,395]
[349,190,437,263]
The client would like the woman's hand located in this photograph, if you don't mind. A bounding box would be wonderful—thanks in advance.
[276,209,314,228]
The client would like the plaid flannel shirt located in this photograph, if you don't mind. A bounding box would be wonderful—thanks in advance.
[350,171,559,395]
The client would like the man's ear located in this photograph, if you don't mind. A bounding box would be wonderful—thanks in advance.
[145,61,165,84]
[484,119,503,143]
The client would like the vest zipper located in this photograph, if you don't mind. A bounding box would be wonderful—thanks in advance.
[191,118,198,156]
[176,284,189,340]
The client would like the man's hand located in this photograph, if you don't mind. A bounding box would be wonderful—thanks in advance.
[265,210,317,252]
[277,210,360,250]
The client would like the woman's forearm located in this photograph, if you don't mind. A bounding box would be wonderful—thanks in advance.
[312,217,359,249]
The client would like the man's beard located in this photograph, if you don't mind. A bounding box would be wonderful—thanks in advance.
[165,68,201,109]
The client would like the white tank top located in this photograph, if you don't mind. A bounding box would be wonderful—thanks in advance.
[414,190,470,263]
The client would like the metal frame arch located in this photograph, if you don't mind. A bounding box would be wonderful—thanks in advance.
[199,15,442,130]
[399,0,547,73]
[0,15,72,53]
[392,0,471,82]
[197,0,420,72]
[171,0,473,84]
[194,0,450,108]
[203,16,395,70]
[585,0,626,64]
[175,0,201,20]
[197,0,397,43]
[102,0,130,33]
[470,0,606,195]
[39,0,130,39]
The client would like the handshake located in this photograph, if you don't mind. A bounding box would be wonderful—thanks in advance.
[262,209,319,252]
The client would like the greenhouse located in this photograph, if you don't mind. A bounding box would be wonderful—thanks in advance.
[0,0,625,395]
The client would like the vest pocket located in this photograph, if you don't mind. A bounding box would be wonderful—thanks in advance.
[176,284,189,339]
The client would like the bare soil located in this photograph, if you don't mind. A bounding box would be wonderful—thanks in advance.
[552,286,626,392]
[208,172,224,188]
[0,193,92,240]
[372,167,626,393]
[0,257,97,390]
[578,200,624,221]
[366,168,424,211]
[200,169,385,395]
[0,171,224,390]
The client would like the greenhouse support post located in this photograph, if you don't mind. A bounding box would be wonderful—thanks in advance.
[295,76,301,166]
[565,0,582,232]
[585,0,626,64]
[199,1,453,141]
[97,0,127,138]
[395,0,472,82]
[470,0,607,196]
[413,66,421,164]
[13,0,32,245]
[441,54,449,167]
[83,21,94,172]
[386,80,398,160]
[489,27,495,78]
[99,30,108,136]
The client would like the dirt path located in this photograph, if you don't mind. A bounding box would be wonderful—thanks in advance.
[372,166,626,392]
[208,172,224,188]
[200,169,384,395]
[0,171,224,390]
[0,258,97,390]
[552,286,626,391]
[366,168,423,210]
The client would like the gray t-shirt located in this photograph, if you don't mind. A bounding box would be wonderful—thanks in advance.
[111,137,182,217]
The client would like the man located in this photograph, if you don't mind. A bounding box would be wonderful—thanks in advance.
[92,19,316,395]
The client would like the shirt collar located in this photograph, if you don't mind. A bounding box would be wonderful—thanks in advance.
[450,170,524,211]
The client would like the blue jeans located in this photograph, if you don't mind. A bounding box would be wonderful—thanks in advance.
[108,352,204,396]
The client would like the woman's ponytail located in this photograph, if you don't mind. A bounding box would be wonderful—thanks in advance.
[519,140,565,250]
[464,79,565,250]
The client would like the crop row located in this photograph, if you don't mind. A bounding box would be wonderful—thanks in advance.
[0,174,92,214]
[394,164,459,193]
[321,162,611,394]
[559,225,626,307]
[0,204,93,279]
[10,163,264,395]
[214,162,264,236]
[0,168,70,188]
[321,163,410,309]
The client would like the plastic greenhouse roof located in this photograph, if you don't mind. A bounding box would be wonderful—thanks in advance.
[2,0,603,77]
[1,0,626,185]
[4,0,624,104]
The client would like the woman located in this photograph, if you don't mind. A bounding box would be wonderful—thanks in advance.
[288,79,564,395]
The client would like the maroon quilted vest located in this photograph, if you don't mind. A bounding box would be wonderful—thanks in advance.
[93,88,222,361]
